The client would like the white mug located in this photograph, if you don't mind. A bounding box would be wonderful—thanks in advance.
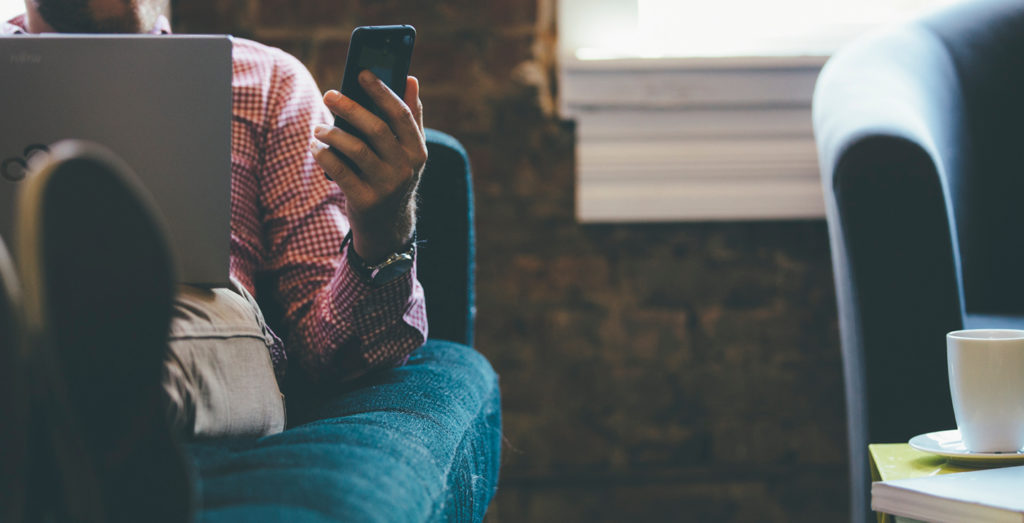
[947,329,1024,453]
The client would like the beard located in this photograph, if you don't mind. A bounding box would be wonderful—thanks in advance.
[34,0,158,33]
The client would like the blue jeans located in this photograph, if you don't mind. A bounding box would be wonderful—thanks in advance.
[188,339,502,522]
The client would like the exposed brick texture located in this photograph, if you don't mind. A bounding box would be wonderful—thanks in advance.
[172,0,849,520]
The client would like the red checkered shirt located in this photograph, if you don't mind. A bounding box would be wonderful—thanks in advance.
[3,15,429,384]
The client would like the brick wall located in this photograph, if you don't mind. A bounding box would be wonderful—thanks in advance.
[173,0,849,520]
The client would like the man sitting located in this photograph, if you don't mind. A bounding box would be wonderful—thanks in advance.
[0,0,432,520]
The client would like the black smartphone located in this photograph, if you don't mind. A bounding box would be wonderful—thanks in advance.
[331,25,416,171]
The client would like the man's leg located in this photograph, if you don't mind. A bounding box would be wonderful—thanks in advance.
[163,280,286,439]
[15,141,191,522]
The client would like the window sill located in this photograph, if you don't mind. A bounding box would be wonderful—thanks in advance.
[563,55,829,223]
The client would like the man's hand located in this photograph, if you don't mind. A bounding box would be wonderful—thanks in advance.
[311,70,427,263]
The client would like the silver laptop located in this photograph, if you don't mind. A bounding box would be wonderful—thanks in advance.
[0,34,232,286]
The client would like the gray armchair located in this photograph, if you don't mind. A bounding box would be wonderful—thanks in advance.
[812,0,1024,521]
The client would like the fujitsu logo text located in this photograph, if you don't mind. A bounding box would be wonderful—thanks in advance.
[9,51,42,64]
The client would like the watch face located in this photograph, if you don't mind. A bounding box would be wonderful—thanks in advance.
[370,256,414,285]
[343,230,416,286]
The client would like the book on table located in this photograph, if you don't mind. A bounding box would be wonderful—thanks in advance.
[870,443,1024,523]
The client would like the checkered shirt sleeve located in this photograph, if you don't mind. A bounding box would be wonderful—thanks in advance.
[228,39,428,383]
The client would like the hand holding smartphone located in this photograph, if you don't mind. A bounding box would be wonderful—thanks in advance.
[330,25,416,172]
[313,24,426,261]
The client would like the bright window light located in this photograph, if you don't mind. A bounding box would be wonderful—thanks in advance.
[562,0,962,59]
[0,0,23,23]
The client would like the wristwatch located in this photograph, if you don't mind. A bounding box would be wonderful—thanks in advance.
[342,231,416,286]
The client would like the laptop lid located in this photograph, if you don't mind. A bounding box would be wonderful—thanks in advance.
[0,34,232,286]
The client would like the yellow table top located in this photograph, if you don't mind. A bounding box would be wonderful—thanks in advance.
[869,443,983,523]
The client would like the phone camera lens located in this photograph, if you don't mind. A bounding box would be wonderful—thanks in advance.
[403,35,412,45]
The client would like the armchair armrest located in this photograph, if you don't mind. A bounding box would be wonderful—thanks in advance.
[813,23,967,523]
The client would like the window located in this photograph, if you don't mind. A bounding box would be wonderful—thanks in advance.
[562,0,961,59]
[0,0,21,23]
[562,0,959,222]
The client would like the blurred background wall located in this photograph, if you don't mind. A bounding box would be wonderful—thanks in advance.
[173,0,849,520]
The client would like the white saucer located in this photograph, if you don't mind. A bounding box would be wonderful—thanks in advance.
[909,429,1024,464]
